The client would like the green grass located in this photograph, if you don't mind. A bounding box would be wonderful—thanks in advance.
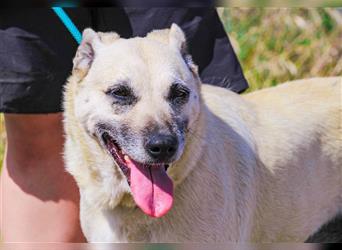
[220,8,342,92]
[0,8,341,165]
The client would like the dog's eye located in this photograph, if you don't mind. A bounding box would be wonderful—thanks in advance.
[106,86,135,104]
[111,88,130,98]
[168,84,190,104]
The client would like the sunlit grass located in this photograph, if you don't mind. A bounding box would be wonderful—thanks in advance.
[221,8,342,92]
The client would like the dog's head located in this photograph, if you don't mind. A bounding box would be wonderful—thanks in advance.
[67,24,201,217]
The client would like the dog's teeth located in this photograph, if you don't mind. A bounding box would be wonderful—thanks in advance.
[124,155,129,162]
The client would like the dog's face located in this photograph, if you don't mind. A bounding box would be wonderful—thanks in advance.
[70,24,201,217]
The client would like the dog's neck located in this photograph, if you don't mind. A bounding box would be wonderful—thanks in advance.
[167,100,208,186]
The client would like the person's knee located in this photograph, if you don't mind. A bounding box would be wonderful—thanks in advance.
[2,113,80,202]
[4,113,64,168]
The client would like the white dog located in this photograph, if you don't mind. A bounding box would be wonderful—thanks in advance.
[63,24,342,242]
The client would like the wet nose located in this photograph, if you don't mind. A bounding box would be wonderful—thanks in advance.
[146,134,178,161]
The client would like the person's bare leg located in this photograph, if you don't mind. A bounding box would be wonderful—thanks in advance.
[0,114,85,242]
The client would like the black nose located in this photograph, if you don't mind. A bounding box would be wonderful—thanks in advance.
[146,134,178,161]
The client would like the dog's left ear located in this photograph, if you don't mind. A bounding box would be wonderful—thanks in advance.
[169,23,199,76]
[169,23,187,52]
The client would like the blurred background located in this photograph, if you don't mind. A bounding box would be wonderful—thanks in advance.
[0,8,341,167]
[219,8,342,91]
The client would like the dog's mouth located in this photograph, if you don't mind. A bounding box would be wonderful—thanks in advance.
[102,133,131,183]
[101,132,173,218]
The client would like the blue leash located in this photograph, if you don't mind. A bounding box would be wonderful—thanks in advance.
[52,7,82,44]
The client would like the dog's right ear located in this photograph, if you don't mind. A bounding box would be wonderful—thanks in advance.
[72,28,101,78]
[72,29,120,79]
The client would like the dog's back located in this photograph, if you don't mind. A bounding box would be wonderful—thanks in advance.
[201,77,341,241]
[245,77,341,241]
[243,77,341,173]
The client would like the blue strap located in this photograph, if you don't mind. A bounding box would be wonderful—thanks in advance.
[52,7,82,45]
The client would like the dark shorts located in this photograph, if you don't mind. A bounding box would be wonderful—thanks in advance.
[0,8,248,114]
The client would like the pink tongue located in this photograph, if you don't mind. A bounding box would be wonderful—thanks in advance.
[125,157,173,218]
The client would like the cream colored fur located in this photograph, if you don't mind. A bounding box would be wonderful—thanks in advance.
[63,25,342,242]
